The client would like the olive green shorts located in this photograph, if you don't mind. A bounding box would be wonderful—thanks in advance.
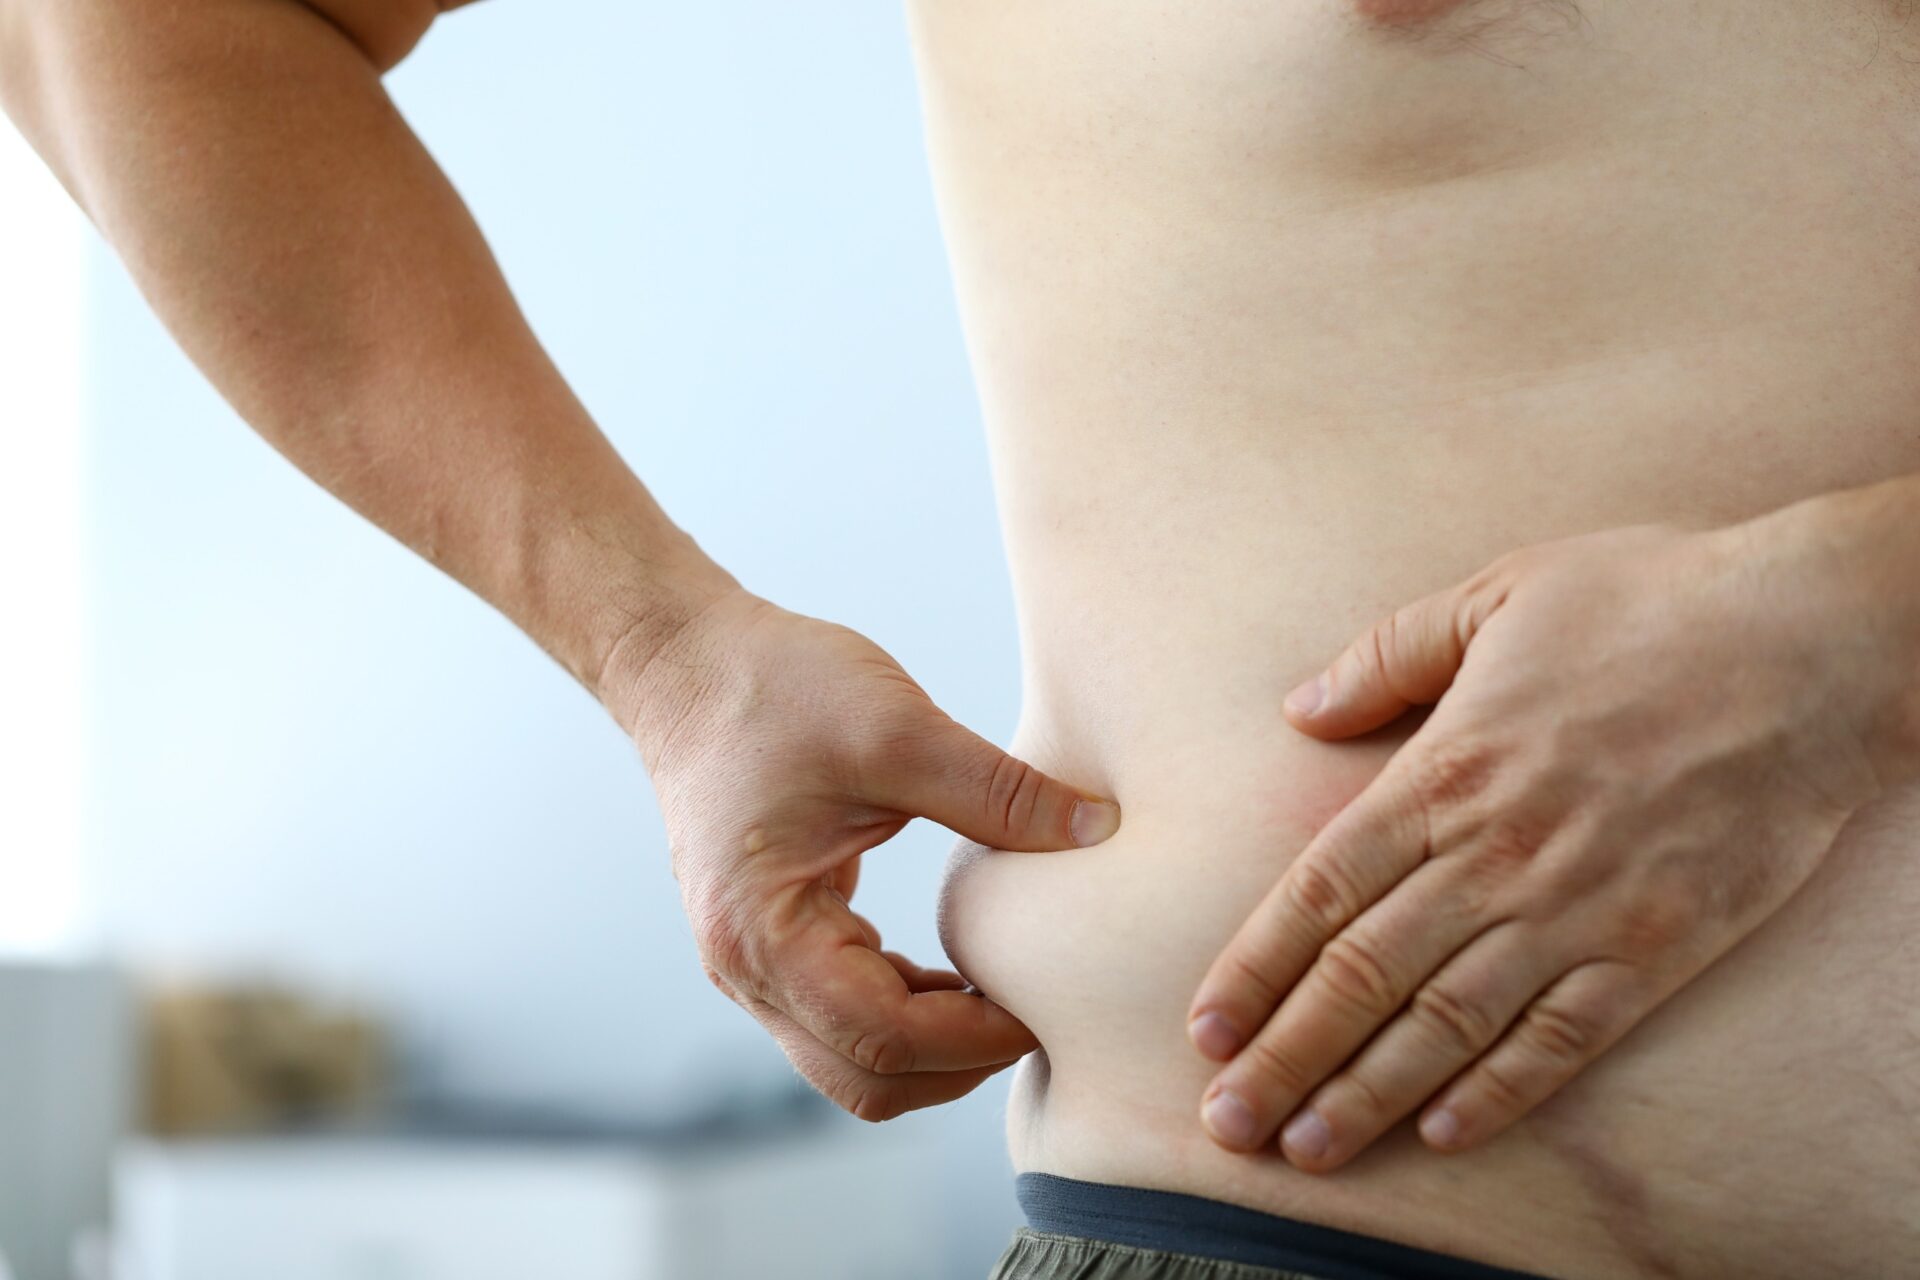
[992,1227,1334,1280]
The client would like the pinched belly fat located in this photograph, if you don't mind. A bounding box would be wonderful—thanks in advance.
[935,716,1920,1279]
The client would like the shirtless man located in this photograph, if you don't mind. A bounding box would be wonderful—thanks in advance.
[6,1,1918,1277]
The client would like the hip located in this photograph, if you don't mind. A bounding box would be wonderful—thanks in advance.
[990,1173,1564,1280]
[939,709,1920,1278]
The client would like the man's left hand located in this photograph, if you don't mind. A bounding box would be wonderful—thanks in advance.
[1185,497,1920,1172]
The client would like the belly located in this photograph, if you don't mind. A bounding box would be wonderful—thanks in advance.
[911,0,1920,1275]
[939,729,1920,1277]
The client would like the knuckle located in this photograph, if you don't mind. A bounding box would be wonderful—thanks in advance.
[1457,559,1518,630]
[1411,738,1501,813]
[1314,933,1402,1019]
[1475,1056,1533,1113]
[1471,810,1555,877]
[984,753,1043,835]
[1238,1035,1316,1098]
[691,914,747,983]
[1522,998,1602,1065]
[1364,612,1399,681]
[1222,949,1282,1009]
[1337,1065,1392,1121]
[844,1080,906,1124]
[1411,981,1499,1053]
[1358,608,1421,704]
[1615,878,1704,955]
[1464,553,1518,598]
[1285,860,1362,934]
[686,887,761,991]
[1437,856,1502,918]
[1708,842,1791,923]
[847,1025,916,1076]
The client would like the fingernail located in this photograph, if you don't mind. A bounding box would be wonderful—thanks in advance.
[1070,799,1121,847]
[1188,1012,1243,1060]
[1285,673,1327,717]
[1282,1107,1331,1161]
[1202,1088,1257,1148]
[1421,1107,1460,1149]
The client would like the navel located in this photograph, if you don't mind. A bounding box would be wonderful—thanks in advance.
[1353,0,1474,26]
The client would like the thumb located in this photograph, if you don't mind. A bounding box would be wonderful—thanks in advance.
[1285,566,1511,739]
[874,714,1122,852]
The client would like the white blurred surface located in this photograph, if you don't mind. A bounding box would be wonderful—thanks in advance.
[115,1129,945,1280]
[0,118,92,956]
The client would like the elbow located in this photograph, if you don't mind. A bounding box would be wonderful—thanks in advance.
[292,0,445,74]
[0,0,447,218]
[0,0,449,94]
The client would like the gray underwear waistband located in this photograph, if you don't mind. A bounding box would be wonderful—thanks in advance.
[1016,1173,1562,1280]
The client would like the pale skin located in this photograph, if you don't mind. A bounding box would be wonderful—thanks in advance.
[1187,481,1920,1170]
[7,0,1920,1168]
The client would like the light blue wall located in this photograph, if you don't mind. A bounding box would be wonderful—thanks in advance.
[85,1,1023,1270]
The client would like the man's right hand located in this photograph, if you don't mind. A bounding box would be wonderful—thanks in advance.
[607,587,1122,1121]
[1,0,1112,1123]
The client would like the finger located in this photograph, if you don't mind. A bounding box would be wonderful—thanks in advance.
[1417,958,1650,1154]
[1283,558,1517,740]
[762,881,1039,1074]
[1272,921,1565,1171]
[879,949,973,993]
[741,995,1017,1122]
[1188,755,1432,1064]
[1194,848,1485,1153]
[865,713,1121,852]
[816,872,880,948]
[849,908,883,951]
[830,853,863,902]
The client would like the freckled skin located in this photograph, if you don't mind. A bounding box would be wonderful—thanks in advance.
[1354,0,1472,25]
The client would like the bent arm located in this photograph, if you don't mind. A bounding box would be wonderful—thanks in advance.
[0,0,734,722]
[0,0,1134,1125]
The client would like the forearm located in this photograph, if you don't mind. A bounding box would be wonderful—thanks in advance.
[1,0,735,722]
[1725,469,1920,789]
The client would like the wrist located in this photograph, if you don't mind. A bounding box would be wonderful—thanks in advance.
[423,407,744,739]
[1723,474,1920,790]
[585,540,743,742]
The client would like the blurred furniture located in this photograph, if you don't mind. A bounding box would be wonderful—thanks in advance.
[142,981,385,1136]
[115,1122,947,1280]
[0,962,135,1280]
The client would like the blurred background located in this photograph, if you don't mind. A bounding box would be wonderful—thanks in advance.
[0,2,1030,1277]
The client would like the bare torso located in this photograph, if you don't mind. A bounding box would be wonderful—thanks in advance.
[913,3,1920,1276]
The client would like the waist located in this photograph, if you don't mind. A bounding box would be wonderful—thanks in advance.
[939,620,1920,1278]
[1007,1173,1561,1280]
